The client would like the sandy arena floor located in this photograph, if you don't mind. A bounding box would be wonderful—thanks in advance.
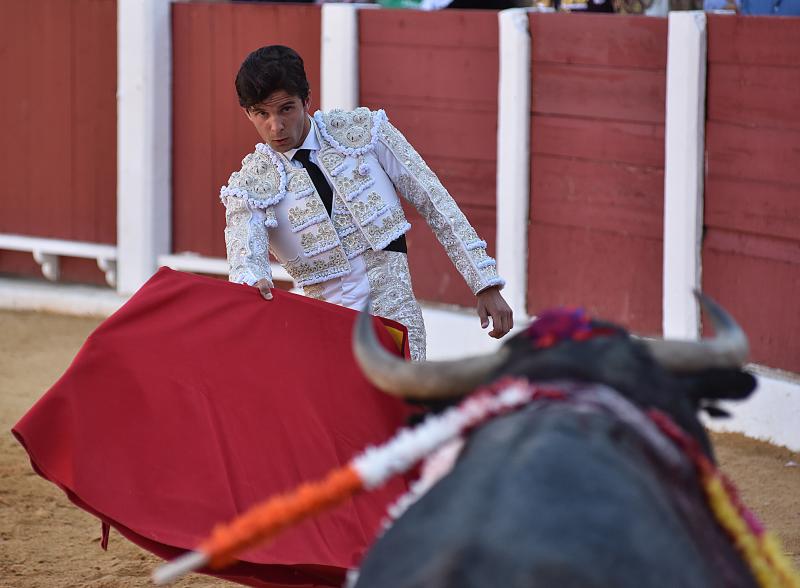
[1,309,798,587]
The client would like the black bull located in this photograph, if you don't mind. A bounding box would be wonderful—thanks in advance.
[352,299,760,588]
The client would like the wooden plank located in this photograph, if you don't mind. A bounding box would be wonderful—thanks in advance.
[172,4,217,256]
[0,1,32,235]
[422,157,496,210]
[703,231,800,372]
[707,63,800,131]
[405,205,497,307]
[704,228,800,267]
[706,121,800,187]
[532,115,664,168]
[530,12,667,70]
[527,223,663,336]
[31,0,73,241]
[71,0,117,244]
[708,14,800,67]
[359,9,497,49]
[361,103,497,165]
[705,177,800,242]
[530,155,664,240]
[0,0,115,276]
[532,63,666,124]
[360,45,497,111]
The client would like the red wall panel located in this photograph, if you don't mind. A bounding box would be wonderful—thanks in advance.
[704,15,800,372]
[0,0,116,285]
[171,3,321,259]
[359,9,499,308]
[527,13,667,335]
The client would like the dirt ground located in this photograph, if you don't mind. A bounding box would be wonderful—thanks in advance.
[1,309,798,587]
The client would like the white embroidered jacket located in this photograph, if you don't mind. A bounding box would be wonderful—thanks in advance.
[221,108,504,295]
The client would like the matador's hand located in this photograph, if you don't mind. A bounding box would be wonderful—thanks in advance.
[476,286,513,339]
[254,278,274,301]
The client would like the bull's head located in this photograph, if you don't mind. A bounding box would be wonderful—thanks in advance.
[351,296,765,588]
[354,293,755,457]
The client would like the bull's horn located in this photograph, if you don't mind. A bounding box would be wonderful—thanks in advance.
[643,291,749,372]
[353,302,509,400]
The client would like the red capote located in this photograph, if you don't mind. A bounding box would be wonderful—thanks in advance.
[13,268,414,587]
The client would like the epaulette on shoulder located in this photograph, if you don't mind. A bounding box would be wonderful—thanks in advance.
[219,145,286,209]
[314,107,387,156]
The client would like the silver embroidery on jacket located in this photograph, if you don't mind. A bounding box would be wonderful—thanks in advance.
[223,196,270,286]
[288,198,327,233]
[283,248,351,287]
[300,223,340,257]
[364,250,426,361]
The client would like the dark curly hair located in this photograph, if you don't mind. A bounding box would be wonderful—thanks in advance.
[235,45,310,110]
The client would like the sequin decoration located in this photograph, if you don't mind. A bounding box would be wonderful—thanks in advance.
[287,168,313,196]
[350,192,387,227]
[364,205,411,252]
[341,230,369,260]
[288,198,327,233]
[223,196,271,286]
[364,250,426,361]
[314,108,385,156]
[283,248,351,287]
[319,149,346,175]
[300,222,341,257]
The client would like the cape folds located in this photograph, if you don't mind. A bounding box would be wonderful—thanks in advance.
[12,268,412,587]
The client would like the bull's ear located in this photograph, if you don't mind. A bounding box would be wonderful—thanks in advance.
[682,369,757,404]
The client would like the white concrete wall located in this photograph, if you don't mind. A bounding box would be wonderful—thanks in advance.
[706,369,800,451]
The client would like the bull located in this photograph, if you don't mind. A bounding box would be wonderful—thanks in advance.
[351,294,768,588]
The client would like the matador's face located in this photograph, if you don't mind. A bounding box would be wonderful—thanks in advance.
[245,90,311,153]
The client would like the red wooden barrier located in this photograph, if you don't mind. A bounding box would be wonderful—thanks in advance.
[359,9,499,308]
[171,3,321,260]
[0,0,117,284]
[527,13,666,335]
[703,15,800,372]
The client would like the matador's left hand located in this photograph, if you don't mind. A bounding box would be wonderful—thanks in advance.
[476,286,513,339]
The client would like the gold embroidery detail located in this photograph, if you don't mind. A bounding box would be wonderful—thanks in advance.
[284,248,350,287]
[232,152,281,198]
[350,192,386,227]
[364,206,408,247]
[334,173,373,200]
[287,169,312,193]
[341,230,368,259]
[300,223,340,257]
[288,198,326,232]
[320,108,373,150]
[319,149,345,173]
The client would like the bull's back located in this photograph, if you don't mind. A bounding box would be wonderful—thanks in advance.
[354,401,757,588]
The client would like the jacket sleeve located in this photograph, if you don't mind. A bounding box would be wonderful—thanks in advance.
[222,195,273,287]
[375,116,505,295]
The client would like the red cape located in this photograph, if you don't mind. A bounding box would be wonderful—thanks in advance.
[13,268,413,587]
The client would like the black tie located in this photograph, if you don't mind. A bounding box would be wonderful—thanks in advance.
[294,149,333,216]
[293,149,407,254]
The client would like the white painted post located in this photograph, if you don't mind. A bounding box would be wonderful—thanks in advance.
[117,0,172,296]
[496,9,532,322]
[663,11,707,340]
[321,4,361,111]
